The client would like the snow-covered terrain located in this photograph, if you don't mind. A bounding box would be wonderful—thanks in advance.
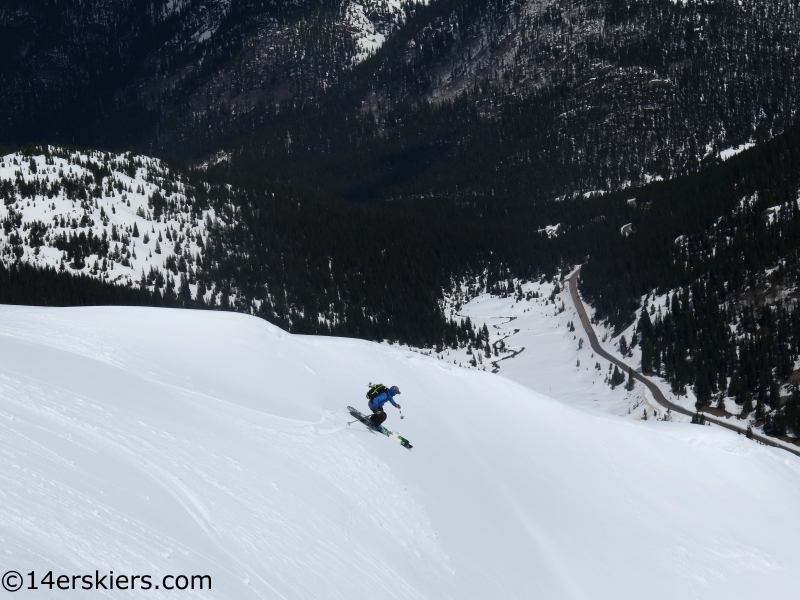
[419,274,800,456]
[720,142,755,161]
[344,0,415,63]
[404,277,673,422]
[537,223,561,238]
[0,150,219,301]
[4,305,800,598]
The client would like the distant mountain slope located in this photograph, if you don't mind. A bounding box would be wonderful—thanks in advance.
[3,304,800,599]
[0,146,485,347]
[174,0,800,210]
[5,0,800,200]
[0,0,411,147]
[575,121,800,442]
[0,148,221,303]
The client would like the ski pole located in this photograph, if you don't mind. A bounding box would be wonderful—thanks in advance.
[398,407,404,420]
[348,413,377,425]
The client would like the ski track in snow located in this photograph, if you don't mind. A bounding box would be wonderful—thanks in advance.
[2,306,800,598]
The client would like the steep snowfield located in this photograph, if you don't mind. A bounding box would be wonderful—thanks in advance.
[2,306,800,598]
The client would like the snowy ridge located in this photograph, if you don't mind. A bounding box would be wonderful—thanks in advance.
[2,305,800,598]
[0,149,222,303]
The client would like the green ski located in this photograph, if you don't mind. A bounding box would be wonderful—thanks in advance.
[348,406,413,450]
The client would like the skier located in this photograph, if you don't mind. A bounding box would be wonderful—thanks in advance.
[368,385,401,428]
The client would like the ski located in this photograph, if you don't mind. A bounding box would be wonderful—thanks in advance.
[347,406,413,450]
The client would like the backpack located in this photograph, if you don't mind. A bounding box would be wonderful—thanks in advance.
[366,382,388,401]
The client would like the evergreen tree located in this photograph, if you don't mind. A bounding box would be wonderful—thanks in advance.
[741,391,754,417]
[611,365,625,387]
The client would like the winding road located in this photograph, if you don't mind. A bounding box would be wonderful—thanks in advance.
[568,267,800,459]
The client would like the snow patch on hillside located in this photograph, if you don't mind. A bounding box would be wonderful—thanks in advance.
[345,0,417,63]
[538,223,561,238]
[164,0,232,38]
[0,149,220,302]
[720,142,755,161]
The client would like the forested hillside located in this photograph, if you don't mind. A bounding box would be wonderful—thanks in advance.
[579,122,800,441]
[198,0,800,203]
[0,0,404,147]
[0,260,192,310]
[5,0,800,198]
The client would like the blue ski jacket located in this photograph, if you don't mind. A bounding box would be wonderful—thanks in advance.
[368,388,399,411]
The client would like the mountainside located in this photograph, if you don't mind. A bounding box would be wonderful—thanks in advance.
[3,304,800,599]
[573,121,800,444]
[246,0,800,201]
[5,0,800,317]
[0,145,491,344]
[0,0,410,148]
[7,0,800,202]
[0,148,225,304]
[8,0,800,441]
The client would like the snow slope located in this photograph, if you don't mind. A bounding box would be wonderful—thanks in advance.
[2,306,800,598]
[0,150,222,302]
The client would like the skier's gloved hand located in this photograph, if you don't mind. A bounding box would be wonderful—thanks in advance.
[395,404,401,409]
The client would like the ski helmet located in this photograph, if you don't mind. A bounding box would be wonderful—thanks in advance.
[390,385,401,394]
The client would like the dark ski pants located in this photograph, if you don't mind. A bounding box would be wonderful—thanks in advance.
[370,408,387,427]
